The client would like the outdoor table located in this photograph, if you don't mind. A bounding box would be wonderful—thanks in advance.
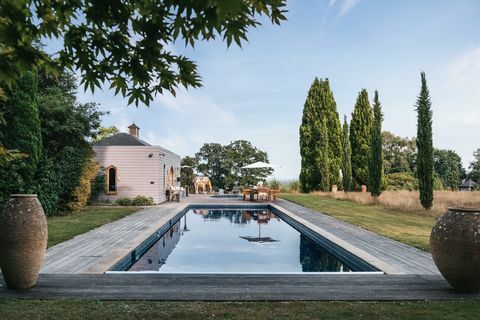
[242,188,258,201]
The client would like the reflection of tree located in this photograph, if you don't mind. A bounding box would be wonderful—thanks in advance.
[299,234,350,272]
[193,209,277,225]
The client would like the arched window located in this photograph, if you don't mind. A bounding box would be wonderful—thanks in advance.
[106,166,118,194]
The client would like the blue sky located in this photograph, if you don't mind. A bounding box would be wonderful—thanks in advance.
[76,0,480,180]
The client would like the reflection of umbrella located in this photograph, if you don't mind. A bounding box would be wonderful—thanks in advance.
[241,161,280,169]
[239,222,279,243]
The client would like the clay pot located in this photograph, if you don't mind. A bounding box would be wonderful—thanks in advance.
[430,207,480,292]
[0,194,47,290]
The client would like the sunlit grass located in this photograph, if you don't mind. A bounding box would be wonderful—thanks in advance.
[281,193,437,251]
[47,207,138,247]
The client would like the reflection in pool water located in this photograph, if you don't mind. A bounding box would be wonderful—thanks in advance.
[128,209,353,273]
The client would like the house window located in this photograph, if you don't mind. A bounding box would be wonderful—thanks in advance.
[106,166,118,194]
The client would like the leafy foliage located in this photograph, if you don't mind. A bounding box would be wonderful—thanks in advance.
[382,131,416,174]
[350,89,373,188]
[131,196,155,206]
[433,149,465,190]
[1,69,104,215]
[194,140,272,190]
[0,0,287,106]
[415,72,434,209]
[66,158,100,212]
[90,170,106,203]
[468,148,480,184]
[369,91,384,197]
[316,118,330,192]
[0,71,42,199]
[386,172,418,191]
[341,116,353,192]
[299,78,341,192]
[115,197,133,206]
[180,156,197,191]
[94,126,120,142]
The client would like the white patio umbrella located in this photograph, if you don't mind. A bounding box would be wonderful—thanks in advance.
[241,161,280,169]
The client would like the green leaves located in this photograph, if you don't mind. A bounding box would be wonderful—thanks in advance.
[369,90,384,197]
[0,0,288,106]
[350,89,373,188]
[300,78,342,192]
[415,71,434,209]
[194,140,272,190]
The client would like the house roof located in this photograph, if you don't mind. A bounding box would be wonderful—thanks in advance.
[128,123,139,129]
[93,133,151,146]
[459,179,478,188]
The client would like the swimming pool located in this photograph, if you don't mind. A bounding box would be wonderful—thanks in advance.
[110,206,378,273]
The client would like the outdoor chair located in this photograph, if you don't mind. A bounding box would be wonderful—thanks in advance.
[269,189,280,201]
[258,187,270,202]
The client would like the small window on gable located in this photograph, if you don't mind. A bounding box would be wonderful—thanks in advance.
[106,166,118,194]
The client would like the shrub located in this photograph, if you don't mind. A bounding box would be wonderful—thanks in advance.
[66,159,100,212]
[288,180,300,192]
[34,155,59,216]
[132,195,155,206]
[115,197,133,206]
[386,172,418,191]
[90,170,106,203]
[268,178,281,190]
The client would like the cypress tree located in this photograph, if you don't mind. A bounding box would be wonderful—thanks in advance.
[316,117,330,192]
[369,90,384,197]
[350,89,373,189]
[299,78,342,192]
[0,72,42,194]
[318,79,342,188]
[415,72,434,209]
[341,115,353,191]
[300,78,321,192]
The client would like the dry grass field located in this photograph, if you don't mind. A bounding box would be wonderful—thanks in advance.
[311,190,480,217]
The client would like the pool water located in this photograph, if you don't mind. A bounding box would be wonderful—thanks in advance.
[128,209,357,273]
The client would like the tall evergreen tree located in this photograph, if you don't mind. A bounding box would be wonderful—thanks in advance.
[369,90,384,197]
[0,71,42,196]
[299,78,342,192]
[415,72,434,209]
[341,115,353,191]
[300,78,321,192]
[350,89,373,188]
[318,79,342,187]
[317,118,330,192]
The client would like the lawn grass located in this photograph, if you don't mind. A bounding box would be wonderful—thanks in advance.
[281,193,437,251]
[0,300,478,320]
[47,207,138,248]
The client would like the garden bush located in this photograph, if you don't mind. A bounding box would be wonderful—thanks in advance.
[288,180,300,192]
[132,195,155,206]
[386,172,418,191]
[90,170,106,203]
[66,159,99,212]
[115,197,133,206]
[114,196,154,206]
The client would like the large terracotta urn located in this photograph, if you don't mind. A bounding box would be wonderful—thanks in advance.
[430,207,480,292]
[0,194,47,289]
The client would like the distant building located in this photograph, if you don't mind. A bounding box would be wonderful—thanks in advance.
[459,179,477,192]
[93,123,181,203]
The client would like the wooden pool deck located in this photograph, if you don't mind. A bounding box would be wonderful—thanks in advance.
[1,195,479,300]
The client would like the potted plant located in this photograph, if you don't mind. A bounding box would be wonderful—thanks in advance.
[430,207,480,292]
[0,194,47,289]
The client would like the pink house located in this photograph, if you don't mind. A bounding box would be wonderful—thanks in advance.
[93,124,181,204]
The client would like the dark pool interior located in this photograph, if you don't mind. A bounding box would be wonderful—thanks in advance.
[126,209,365,273]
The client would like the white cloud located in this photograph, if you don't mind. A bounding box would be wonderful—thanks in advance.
[339,0,362,17]
[445,46,480,99]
